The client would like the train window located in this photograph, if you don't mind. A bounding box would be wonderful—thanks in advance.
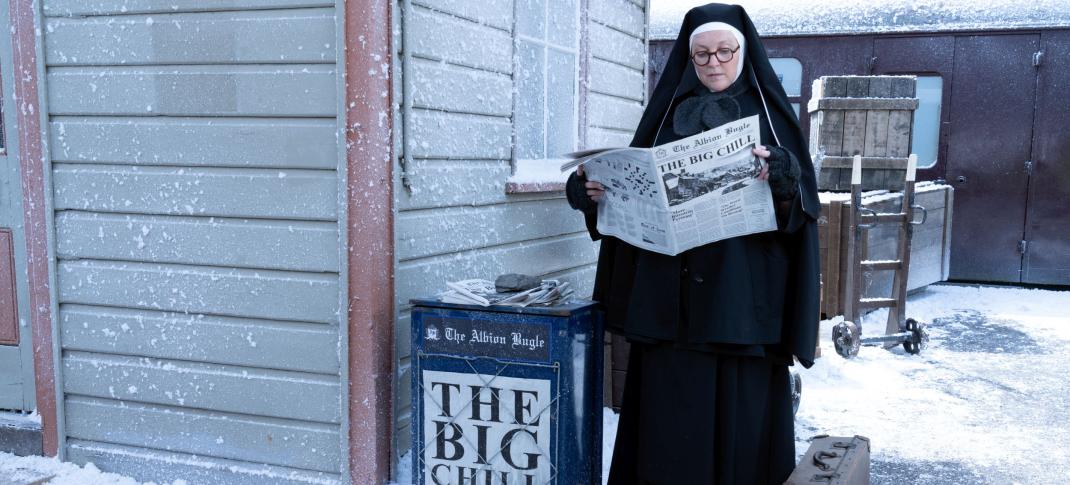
[769,58,802,97]
[911,75,942,168]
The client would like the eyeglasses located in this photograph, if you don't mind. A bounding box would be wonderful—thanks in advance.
[690,45,740,66]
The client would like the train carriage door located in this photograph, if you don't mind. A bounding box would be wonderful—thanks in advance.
[1023,31,1070,285]
[876,34,1039,283]
[0,1,35,412]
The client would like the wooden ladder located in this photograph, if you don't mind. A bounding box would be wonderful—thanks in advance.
[843,154,925,343]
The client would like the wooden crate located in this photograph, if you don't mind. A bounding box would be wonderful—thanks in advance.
[809,76,919,191]
[818,182,954,318]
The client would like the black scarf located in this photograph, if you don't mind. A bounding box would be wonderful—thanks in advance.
[672,71,750,137]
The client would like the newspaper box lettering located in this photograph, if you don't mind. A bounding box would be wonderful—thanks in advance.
[422,370,553,485]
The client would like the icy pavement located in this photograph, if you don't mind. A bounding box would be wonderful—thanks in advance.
[794,283,1070,484]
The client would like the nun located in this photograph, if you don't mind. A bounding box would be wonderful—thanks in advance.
[566,4,821,483]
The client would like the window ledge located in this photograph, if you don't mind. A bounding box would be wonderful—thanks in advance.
[505,159,570,194]
[505,181,566,194]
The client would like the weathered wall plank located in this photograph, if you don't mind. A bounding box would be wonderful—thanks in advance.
[63,351,340,423]
[589,93,644,132]
[66,440,340,485]
[65,397,340,472]
[47,65,336,117]
[50,117,338,168]
[408,110,512,160]
[58,260,340,324]
[56,212,338,272]
[411,58,512,116]
[397,200,587,261]
[60,304,339,374]
[590,58,646,101]
[44,9,335,66]
[408,7,512,73]
[52,164,337,220]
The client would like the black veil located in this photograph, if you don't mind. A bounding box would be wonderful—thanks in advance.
[631,3,821,221]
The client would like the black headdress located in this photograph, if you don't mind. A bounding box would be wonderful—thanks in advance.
[632,3,820,221]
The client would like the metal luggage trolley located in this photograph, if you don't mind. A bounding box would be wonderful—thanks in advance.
[832,154,930,358]
[410,299,604,485]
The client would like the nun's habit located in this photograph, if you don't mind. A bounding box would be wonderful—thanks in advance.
[566,4,821,483]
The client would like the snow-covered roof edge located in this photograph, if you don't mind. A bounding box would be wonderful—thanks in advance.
[651,0,1070,39]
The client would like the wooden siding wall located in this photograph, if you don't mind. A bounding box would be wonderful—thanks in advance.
[392,0,648,465]
[41,1,346,483]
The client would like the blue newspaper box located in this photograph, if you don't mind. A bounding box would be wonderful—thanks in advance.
[410,299,603,485]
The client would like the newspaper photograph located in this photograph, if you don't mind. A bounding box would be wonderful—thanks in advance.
[560,115,777,255]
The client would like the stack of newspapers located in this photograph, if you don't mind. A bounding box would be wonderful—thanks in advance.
[438,279,574,307]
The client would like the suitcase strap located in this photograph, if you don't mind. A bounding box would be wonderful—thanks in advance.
[810,439,864,481]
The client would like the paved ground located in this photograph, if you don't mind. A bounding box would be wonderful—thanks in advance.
[795,284,1070,485]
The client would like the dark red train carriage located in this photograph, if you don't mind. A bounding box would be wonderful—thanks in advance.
[651,1,1070,285]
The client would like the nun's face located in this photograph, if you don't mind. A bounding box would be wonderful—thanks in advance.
[691,30,740,92]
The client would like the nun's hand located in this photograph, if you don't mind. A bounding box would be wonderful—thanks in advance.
[576,165,606,202]
[752,145,771,181]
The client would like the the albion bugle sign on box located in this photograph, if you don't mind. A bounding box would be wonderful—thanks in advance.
[410,299,603,485]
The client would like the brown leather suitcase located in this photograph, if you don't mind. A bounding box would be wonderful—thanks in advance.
[785,435,871,484]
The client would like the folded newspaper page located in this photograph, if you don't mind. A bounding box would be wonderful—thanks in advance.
[560,115,777,256]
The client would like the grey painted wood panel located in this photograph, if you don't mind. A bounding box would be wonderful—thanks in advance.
[591,0,646,38]
[588,93,644,132]
[58,260,340,324]
[590,21,645,70]
[63,351,340,423]
[397,160,510,210]
[47,65,336,117]
[588,127,634,149]
[56,211,338,272]
[65,396,340,473]
[45,9,335,66]
[60,304,339,374]
[412,0,513,31]
[411,58,512,116]
[395,234,599,306]
[43,0,333,16]
[409,7,512,73]
[53,164,337,220]
[50,117,338,168]
[409,110,512,160]
[397,199,586,261]
[67,439,341,485]
[590,58,645,102]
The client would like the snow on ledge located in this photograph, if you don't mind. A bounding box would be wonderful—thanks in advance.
[505,159,570,193]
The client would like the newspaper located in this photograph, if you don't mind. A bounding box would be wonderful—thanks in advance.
[438,279,574,307]
[561,114,777,256]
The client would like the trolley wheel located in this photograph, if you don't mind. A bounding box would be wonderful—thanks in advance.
[903,318,929,355]
[832,320,861,359]
[790,371,803,416]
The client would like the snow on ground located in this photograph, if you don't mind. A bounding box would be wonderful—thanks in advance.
[793,283,1070,483]
[0,452,186,485]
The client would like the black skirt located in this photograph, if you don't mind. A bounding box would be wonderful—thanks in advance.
[607,341,796,484]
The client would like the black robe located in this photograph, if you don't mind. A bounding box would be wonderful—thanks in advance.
[567,4,822,483]
[572,3,821,369]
